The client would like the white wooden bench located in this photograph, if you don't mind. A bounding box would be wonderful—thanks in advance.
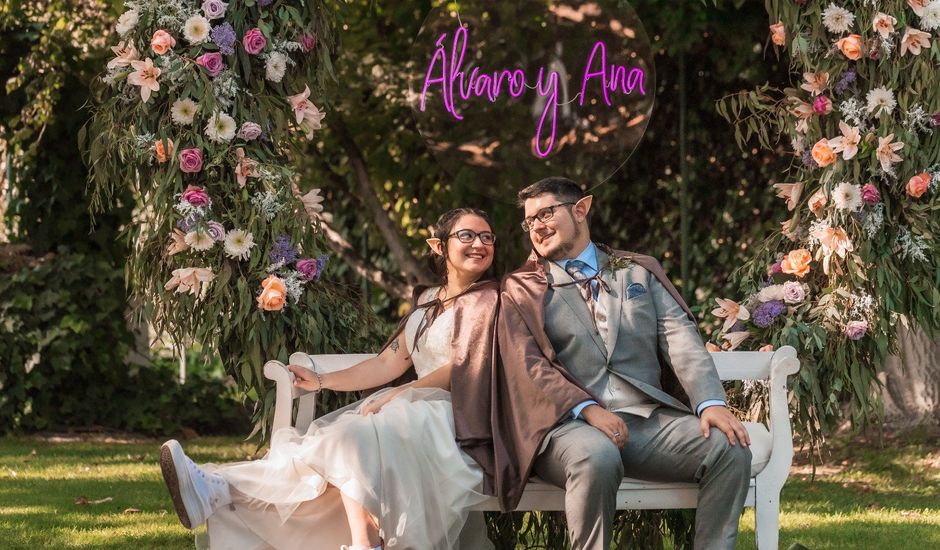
[206,346,800,550]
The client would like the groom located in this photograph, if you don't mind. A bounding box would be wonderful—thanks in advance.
[493,177,752,550]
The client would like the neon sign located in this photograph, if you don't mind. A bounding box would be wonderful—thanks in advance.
[419,25,647,158]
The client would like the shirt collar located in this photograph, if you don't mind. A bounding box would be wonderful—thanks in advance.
[554,241,598,273]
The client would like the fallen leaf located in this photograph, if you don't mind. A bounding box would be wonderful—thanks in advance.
[123,508,142,514]
[75,496,112,505]
[181,427,199,440]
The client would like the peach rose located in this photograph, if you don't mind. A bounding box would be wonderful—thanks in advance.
[154,138,174,163]
[151,30,176,55]
[257,275,287,311]
[780,249,812,278]
[811,138,837,167]
[836,34,863,60]
[770,22,785,46]
[906,172,931,198]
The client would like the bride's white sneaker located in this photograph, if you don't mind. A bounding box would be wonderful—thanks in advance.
[160,439,231,529]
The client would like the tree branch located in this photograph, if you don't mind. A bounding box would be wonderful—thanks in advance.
[318,216,411,300]
[329,114,432,286]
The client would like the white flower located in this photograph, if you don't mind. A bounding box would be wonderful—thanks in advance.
[265,52,288,83]
[865,86,896,117]
[170,98,199,125]
[205,112,237,143]
[116,10,139,35]
[782,281,806,305]
[202,0,229,20]
[224,229,255,261]
[832,181,862,211]
[184,230,215,251]
[921,1,940,30]
[822,4,855,34]
[183,15,211,44]
[756,285,786,303]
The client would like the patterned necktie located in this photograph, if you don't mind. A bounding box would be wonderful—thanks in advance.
[565,260,597,316]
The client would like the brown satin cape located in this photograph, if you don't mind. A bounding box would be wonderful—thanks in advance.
[368,280,500,495]
[493,246,696,511]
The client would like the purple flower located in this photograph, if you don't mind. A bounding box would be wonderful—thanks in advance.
[206,221,226,241]
[844,320,868,340]
[269,235,297,265]
[176,214,200,232]
[834,68,856,95]
[296,255,328,281]
[861,183,881,205]
[258,0,273,6]
[237,121,262,140]
[801,149,819,169]
[752,299,786,328]
[931,113,940,127]
[729,320,747,333]
[769,261,783,275]
[211,22,237,56]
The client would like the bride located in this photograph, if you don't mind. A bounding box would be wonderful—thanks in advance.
[160,208,500,550]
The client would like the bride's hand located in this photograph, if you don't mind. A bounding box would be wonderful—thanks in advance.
[288,364,321,392]
[361,388,403,416]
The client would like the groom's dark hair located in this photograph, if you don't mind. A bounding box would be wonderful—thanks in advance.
[516,176,585,207]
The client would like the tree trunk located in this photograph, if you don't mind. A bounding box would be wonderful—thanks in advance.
[879,326,940,429]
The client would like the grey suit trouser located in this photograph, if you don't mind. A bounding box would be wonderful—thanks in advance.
[532,408,751,550]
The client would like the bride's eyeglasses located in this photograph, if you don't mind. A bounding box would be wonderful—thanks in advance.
[448,229,496,246]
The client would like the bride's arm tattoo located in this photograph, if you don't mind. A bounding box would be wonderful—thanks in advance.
[390,339,400,353]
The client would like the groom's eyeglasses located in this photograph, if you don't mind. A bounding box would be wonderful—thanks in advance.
[520,202,576,232]
[448,229,497,245]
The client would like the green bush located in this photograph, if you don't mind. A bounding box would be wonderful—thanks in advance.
[0,248,249,435]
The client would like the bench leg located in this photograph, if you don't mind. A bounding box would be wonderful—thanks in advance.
[754,494,780,550]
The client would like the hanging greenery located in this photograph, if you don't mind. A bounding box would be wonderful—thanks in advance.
[714,0,940,444]
[83,0,382,438]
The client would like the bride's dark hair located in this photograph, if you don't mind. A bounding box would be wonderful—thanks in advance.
[427,207,493,284]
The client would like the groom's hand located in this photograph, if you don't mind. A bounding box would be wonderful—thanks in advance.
[581,405,628,449]
[700,405,750,447]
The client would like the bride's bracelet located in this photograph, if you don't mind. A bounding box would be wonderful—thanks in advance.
[312,368,324,393]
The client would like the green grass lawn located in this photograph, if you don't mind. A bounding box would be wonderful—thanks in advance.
[0,431,937,549]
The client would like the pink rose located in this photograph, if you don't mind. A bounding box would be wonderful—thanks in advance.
[237,121,263,140]
[178,147,203,173]
[299,32,318,53]
[844,320,868,341]
[195,52,225,77]
[861,183,881,205]
[242,28,266,55]
[812,95,832,115]
[181,185,210,206]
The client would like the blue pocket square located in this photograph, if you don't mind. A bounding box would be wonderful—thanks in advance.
[627,283,647,299]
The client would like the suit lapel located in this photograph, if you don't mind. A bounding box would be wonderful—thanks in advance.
[545,260,608,356]
[596,250,623,357]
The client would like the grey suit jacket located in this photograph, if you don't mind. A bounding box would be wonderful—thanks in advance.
[542,249,726,419]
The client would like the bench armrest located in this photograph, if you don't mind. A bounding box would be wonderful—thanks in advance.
[759,345,801,489]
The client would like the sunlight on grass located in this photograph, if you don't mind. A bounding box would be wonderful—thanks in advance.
[1,433,938,549]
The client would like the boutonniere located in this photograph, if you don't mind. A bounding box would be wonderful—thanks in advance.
[606,255,634,274]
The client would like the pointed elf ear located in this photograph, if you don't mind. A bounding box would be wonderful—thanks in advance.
[426,238,443,256]
[573,195,593,221]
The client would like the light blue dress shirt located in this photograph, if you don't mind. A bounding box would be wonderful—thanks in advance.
[557,243,726,419]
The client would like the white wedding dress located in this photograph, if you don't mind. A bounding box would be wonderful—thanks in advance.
[201,289,492,550]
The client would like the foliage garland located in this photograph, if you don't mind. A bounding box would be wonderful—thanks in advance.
[84,0,380,437]
[716,0,940,444]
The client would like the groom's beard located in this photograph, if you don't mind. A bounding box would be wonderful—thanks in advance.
[539,224,583,261]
